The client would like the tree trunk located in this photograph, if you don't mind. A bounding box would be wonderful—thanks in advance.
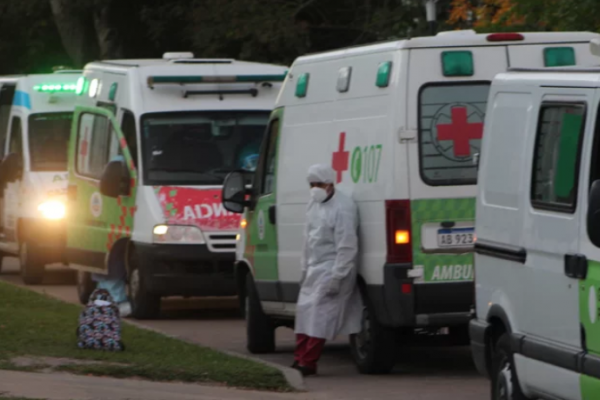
[49,0,100,67]
[92,0,124,59]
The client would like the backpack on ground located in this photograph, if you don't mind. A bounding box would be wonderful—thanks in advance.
[76,288,125,351]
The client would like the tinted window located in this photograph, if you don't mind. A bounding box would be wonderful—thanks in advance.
[419,82,490,186]
[9,117,22,156]
[262,120,279,195]
[28,112,72,171]
[531,103,585,213]
[141,111,269,186]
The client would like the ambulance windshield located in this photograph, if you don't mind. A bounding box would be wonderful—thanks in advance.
[141,111,269,185]
[28,112,73,171]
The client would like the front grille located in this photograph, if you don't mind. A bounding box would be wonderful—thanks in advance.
[206,232,237,253]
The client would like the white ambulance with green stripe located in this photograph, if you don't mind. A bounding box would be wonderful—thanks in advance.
[222,30,600,374]
[65,53,286,319]
[0,72,80,284]
[472,41,600,400]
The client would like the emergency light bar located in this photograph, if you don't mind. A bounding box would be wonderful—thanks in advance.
[33,83,78,93]
[147,73,287,88]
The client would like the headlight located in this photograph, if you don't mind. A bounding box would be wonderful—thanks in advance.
[38,200,66,220]
[152,224,205,244]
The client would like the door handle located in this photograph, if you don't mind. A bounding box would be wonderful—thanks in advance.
[564,253,587,280]
[268,205,276,224]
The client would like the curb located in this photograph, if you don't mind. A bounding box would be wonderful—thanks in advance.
[123,319,306,392]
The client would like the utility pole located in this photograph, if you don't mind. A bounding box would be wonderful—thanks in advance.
[424,0,438,35]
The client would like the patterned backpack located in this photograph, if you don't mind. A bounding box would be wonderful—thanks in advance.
[76,288,125,351]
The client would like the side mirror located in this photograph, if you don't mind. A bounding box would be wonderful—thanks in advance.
[222,171,249,213]
[0,152,23,183]
[100,160,130,198]
[587,180,600,247]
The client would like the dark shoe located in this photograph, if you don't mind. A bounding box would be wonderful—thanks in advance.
[294,364,317,377]
[291,361,299,368]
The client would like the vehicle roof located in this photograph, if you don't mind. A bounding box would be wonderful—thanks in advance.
[494,66,600,88]
[84,58,287,76]
[293,31,600,65]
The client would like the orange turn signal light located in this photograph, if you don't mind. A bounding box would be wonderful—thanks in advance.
[395,230,410,244]
[240,219,247,229]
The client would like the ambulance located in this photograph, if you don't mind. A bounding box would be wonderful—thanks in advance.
[221,31,600,374]
[0,72,81,284]
[66,52,287,319]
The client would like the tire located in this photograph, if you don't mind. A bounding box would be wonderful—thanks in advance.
[245,274,275,354]
[76,270,97,304]
[127,256,161,320]
[350,288,398,374]
[491,334,529,400]
[20,241,44,285]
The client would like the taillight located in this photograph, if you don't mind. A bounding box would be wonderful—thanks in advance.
[486,33,524,42]
[386,200,412,264]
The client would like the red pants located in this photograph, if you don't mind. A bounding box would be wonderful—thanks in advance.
[294,334,326,369]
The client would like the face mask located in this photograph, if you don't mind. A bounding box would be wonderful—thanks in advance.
[310,187,328,203]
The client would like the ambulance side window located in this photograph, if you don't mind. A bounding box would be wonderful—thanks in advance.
[76,113,112,180]
[261,119,279,195]
[531,103,585,213]
[9,117,23,158]
[120,110,138,168]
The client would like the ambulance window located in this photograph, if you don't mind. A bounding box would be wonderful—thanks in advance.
[531,103,585,213]
[0,84,16,155]
[262,120,279,195]
[121,110,137,168]
[418,82,490,186]
[76,113,111,179]
[9,117,22,156]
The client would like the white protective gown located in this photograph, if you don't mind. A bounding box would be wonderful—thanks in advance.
[294,190,363,341]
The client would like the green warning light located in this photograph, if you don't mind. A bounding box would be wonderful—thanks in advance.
[33,83,78,93]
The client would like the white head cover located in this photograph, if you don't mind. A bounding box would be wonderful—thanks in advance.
[307,164,336,184]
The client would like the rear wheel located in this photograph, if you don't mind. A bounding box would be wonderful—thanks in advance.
[76,271,97,304]
[246,274,275,354]
[20,241,44,285]
[491,334,529,400]
[350,288,398,374]
[127,252,161,320]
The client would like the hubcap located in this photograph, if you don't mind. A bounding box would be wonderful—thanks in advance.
[354,306,371,360]
[129,268,140,302]
[497,361,513,400]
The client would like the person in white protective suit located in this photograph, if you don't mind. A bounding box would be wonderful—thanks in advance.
[292,164,363,377]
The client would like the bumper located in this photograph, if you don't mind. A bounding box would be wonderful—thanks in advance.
[135,242,236,297]
[20,217,66,261]
[469,319,491,378]
[366,264,474,328]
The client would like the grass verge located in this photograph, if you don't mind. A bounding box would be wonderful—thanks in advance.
[0,281,290,391]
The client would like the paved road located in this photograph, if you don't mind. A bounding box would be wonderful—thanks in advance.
[0,258,489,400]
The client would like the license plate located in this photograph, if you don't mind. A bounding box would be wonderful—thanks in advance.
[437,228,475,248]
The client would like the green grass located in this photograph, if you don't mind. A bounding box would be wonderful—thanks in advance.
[0,281,290,391]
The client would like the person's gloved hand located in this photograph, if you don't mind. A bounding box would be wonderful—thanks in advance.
[325,278,341,296]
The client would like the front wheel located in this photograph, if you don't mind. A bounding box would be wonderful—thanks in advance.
[350,288,398,374]
[20,241,45,285]
[127,256,161,320]
[491,334,529,400]
[76,270,97,304]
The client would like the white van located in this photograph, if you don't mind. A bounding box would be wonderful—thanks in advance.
[471,47,600,399]
[221,30,600,374]
[0,72,81,284]
[66,53,287,319]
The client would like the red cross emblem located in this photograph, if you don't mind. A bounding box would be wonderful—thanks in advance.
[436,107,483,157]
[332,132,349,183]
